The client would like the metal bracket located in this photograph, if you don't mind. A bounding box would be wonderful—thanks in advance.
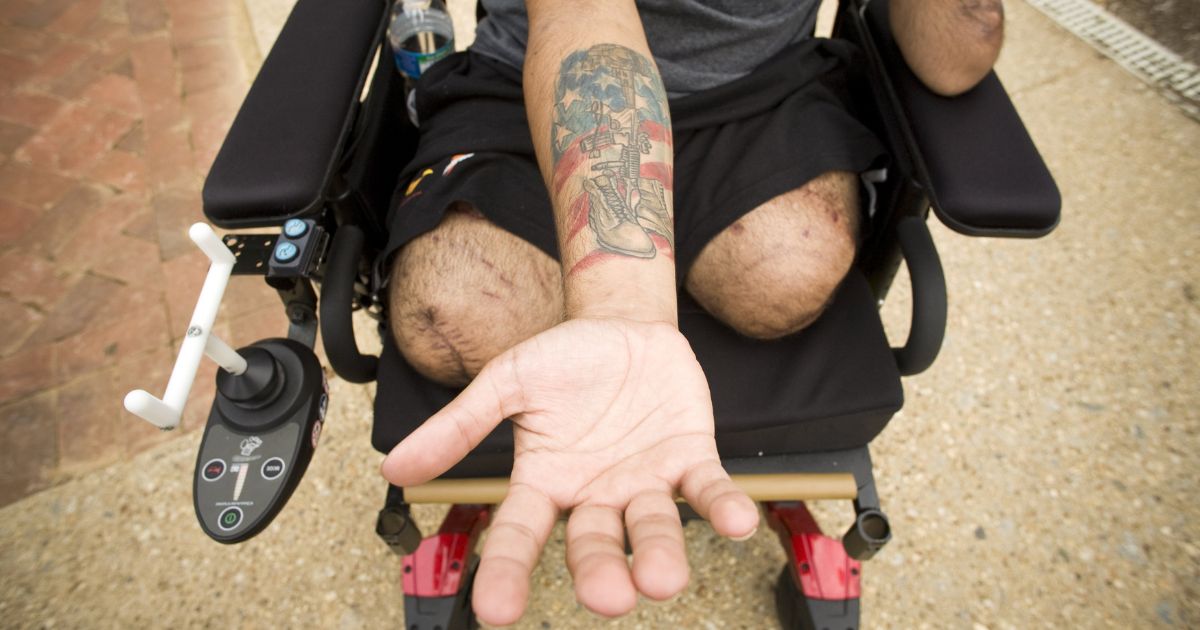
[222,234,276,276]
[221,219,330,280]
[218,218,328,348]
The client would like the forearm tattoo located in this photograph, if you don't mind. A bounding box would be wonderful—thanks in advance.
[550,44,674,275]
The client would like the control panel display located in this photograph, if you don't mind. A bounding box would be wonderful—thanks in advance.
[195,423,299,536]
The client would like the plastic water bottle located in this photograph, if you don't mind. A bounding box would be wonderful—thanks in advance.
[388,0,455,80]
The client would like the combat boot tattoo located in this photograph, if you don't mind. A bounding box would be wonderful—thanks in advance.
[584,172,656,258]
[635,178,673,250]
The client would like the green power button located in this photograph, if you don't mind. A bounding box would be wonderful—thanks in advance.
[218,507,242,531]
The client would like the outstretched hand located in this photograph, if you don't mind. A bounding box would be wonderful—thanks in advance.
[381,318,759,625]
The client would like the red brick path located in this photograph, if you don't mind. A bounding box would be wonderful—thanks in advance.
[0,0,287,506]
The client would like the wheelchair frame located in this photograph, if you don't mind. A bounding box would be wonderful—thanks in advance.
[186,0,1060,627]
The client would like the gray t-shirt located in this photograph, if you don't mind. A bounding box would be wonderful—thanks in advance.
[470,0,821,97]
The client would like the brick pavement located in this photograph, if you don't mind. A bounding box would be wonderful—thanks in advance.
[0,0,288,506]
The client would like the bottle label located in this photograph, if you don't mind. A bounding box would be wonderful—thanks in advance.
[393,45,452,80]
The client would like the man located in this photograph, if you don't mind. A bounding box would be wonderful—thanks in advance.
[380,0,1004,624]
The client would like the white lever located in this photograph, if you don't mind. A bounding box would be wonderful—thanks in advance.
[124,223,249,430]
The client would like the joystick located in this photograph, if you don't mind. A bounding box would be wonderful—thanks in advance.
[123,222,328,543]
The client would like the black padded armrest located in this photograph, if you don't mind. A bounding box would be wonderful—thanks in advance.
[203,0,387,228]
[862,0,1061,237]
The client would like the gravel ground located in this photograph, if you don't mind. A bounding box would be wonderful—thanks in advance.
[1,1,1197,628]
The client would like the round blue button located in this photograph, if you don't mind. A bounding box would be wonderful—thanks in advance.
[274,241,298,262]
[283,219,308,238]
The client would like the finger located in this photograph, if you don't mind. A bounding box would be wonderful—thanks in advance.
[566,504,637,617]
[625,490,689,601]
[679,459,760,540]
[473,483,558,626]
[380,355,523,486]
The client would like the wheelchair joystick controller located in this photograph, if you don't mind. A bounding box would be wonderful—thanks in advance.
[193,336,326,543]
[123,222,328,544]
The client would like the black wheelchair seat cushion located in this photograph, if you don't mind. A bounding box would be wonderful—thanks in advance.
[372,270,903,478]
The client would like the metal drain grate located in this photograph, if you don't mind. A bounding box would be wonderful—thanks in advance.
[1025,0,1200,120]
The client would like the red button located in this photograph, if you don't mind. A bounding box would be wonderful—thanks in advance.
[202,458,226,482]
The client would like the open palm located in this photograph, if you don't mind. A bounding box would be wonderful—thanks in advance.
[381,318,759,625]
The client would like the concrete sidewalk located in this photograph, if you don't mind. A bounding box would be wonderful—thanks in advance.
[1,1,1197,628]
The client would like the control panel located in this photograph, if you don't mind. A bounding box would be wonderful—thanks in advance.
[193,338,327,543]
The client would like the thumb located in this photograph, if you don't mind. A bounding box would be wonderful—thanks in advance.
[380,354,524,486]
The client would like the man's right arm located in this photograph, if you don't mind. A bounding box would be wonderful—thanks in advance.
[381,4,759,623]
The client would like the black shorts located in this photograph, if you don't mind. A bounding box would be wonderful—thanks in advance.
[384,39,886,285]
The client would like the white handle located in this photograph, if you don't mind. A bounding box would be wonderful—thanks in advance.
[124,223,249,430]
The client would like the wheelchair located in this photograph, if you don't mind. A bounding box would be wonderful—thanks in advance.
[123,0,1060,627]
